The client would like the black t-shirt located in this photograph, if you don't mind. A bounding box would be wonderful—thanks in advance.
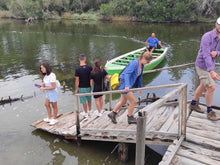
[90,69,107,92]
[75,65,92,88]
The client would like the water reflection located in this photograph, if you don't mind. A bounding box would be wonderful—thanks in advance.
[31,129,133,165]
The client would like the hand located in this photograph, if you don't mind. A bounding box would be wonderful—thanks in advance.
[211,51,218,58]
[139,90,143,95]
[75,89,78,94]
[210,71,220,80]
[125,87,130,92]
[40,87,45,90]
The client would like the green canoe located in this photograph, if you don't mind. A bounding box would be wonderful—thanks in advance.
[105,47,168,75]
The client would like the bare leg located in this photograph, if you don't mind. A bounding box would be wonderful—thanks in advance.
[82,103,87,113]
[126,92,137,116]
[45,98,52,119]
[100,96,103,110]
[88,101,92,111]
[193,83,205,101]
[95,97,102,113]
[205,85,215,107]
[112,94,127,113]
[51,102,58,119]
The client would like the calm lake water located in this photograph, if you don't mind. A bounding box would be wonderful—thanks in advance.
[1,19,220,165]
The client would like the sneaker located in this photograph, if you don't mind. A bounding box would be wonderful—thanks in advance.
[43,118,51,123]
[80,112,88,118]
[96,112,102,117]
[108,112,117,124]
[207,111,219,121]
[88,110,92,116]
[189,104,205,113]
[49,119,58,125]
[101,109,105,114]
[127,115,137,124]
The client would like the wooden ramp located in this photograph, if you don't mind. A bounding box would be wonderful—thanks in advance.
[160,106,220,165]
[31,104,181,145]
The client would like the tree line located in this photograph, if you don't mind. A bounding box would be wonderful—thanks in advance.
[0,0,219,22]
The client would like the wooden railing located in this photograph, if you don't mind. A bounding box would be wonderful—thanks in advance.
[75,83,187,136]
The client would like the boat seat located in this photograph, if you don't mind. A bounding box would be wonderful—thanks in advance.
[113,61,127,66]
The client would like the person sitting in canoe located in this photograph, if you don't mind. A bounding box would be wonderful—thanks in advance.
[108,51,152,124]
[146,33,163,53]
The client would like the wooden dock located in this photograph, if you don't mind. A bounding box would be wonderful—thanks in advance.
[160,107,220,165]
[32,104,181,144]
[31,83,220,164]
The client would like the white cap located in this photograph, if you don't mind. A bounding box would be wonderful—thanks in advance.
[217,17,220,25]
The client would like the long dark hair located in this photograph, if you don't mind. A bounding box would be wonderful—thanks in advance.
[91,60,102,74]
[40,62,52,76]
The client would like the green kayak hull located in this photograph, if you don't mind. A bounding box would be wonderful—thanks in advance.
[105,47,168,75]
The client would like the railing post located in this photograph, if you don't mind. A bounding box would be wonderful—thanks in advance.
[181,85,187,136]
[178,89,183,137]
[135,112,146,165]
[109,81,112,111]
[74,95,81,145]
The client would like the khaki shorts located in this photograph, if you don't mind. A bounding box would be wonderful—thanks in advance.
[196,66,215,87]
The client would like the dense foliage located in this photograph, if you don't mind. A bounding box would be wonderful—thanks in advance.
[0,0,219,22]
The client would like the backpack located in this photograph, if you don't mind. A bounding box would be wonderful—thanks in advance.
[110,73,120,90]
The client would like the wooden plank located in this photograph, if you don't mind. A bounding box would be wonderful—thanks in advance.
[186,120,220,132]
[145,106,167,131]
[159,106,178,132]
[181,141,220,161]
[159,135,184,165]
[171,155,206,165]
[75,83,186,98]
[150,106,174,131]
[186,133,220,149]
[177,148,220,165]
[188,115,220,128]
[186,127,220,141]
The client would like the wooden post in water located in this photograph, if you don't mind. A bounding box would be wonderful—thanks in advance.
[135,112,146,165]
[74,95,81,146]
[118,143,129,162]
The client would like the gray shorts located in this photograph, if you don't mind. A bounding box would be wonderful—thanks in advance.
[196,66,215,88]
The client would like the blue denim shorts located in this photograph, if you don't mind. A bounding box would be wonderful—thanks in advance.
[46,89,58,102]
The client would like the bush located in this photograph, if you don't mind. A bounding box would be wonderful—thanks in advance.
[215,1,220,15]
[0,10,13,18]
[62,12,73,19]
[72,13,80,20]
[100,4,112,18]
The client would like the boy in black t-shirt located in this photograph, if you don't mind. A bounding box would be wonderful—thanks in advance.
[75,54,92,117]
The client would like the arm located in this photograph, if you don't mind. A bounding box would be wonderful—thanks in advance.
[158,41,163,48]
[106,75,111,80]
[40,82,56,90]
[211,51,220,58]
[124,60,138,89]
[90,79,93,92]
[209,70,220,80]
[75,76,79,93]
[146,41,149,48]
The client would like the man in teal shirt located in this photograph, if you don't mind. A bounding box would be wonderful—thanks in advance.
[189,17,220,120]
[146,33,163,53]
